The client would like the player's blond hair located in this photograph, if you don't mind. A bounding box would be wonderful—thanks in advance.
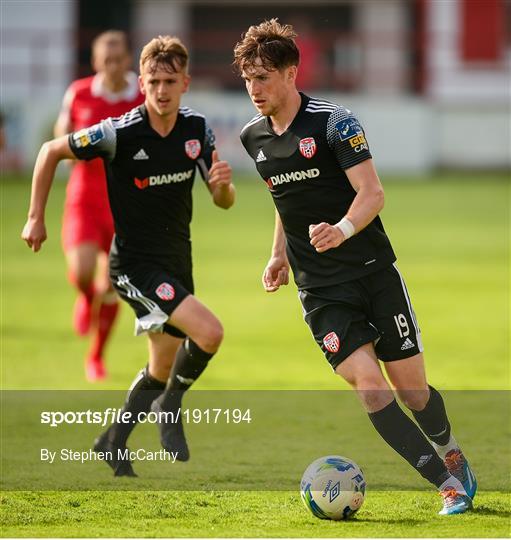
[92,30,130,55]
[233,19,299,73]
[140,35,189,75]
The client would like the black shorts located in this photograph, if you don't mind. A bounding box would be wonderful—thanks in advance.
[299,263,423,369]
[110,263,194,338]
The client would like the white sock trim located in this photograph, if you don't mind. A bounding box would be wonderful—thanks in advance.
[432,434,459,459]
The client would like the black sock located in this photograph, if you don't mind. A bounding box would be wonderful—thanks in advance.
[108,366,165,447]
[411,385,451,446]
[368,399,450,488]
[158,338,215,411]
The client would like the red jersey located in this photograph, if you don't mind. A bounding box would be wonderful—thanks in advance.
[59,72,144,208]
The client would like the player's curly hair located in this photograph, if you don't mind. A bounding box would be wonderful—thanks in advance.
[233,19,299,73]
[140,35,189,74]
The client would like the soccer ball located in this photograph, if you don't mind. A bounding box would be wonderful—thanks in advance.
[300,455,366,520]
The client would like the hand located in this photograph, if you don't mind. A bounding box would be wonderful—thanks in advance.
[262,255,289,293]
[208,150,232,190]
[309,222,344,253]
[21,217,47,252]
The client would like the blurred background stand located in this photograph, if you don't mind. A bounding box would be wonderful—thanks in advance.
[0,0,509,174]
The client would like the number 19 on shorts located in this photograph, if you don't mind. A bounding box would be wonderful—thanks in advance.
[394,313,409,338]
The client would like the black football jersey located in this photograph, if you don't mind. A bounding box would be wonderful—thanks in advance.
[69,104,215,273]
[240,93,396,289]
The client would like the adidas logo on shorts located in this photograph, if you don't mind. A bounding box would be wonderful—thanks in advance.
[401,337,415,350]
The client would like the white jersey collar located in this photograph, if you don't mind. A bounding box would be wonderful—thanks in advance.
[91,71,139,103]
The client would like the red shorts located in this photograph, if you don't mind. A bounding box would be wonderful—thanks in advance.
[62,202,114,254]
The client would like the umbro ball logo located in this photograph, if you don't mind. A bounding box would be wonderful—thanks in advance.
[299,137,316,159]
[156,283,175,301]
[329,481,341,502]
[323,331,340,353]
[185,139,201,159]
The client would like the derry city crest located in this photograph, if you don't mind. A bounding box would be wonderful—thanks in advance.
[185,139,201,160]
[323,331,340,353]
[299,137,317,159]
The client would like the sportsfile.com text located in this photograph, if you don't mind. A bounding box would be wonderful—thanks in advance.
[41,408,252,427]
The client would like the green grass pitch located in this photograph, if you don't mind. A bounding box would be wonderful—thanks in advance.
[1,172,509,537]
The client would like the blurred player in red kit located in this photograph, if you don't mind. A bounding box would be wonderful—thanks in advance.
[54,30,144,381]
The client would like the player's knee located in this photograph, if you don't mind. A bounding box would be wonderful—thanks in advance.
[396,388,429,411]
[72,271,95,294]
[198,321,224,353]
[358,387,393,412]
[150,362,171,383]
[356,374,389,391]
[67,258,96,291]
[338,371,391,411]
[336,365,387,391]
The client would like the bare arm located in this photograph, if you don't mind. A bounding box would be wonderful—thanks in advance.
[343,158,384,229]
[262,210,290,292]
[54,113,72,138]
[207,150,235,209]
[21,136,75,252]
[309,158,384,253]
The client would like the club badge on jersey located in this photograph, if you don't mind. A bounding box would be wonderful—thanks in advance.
[323,331,340,353]
[299,137,317,159]
[185,139,201,160]
[156,283,175,301]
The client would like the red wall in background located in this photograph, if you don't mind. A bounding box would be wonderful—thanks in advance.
[461,0,506,62]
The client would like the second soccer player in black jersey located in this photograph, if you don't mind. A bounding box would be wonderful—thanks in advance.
[22,36,235,476]
[234,19,476,515]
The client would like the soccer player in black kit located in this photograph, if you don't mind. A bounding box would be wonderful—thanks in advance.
[234,19,476,515]
[22,36,235,476]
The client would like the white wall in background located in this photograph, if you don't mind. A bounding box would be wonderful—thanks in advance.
[1,0,75,168]
[426,0,510,103]
[11,93,510,173]
[183,92,510,173]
